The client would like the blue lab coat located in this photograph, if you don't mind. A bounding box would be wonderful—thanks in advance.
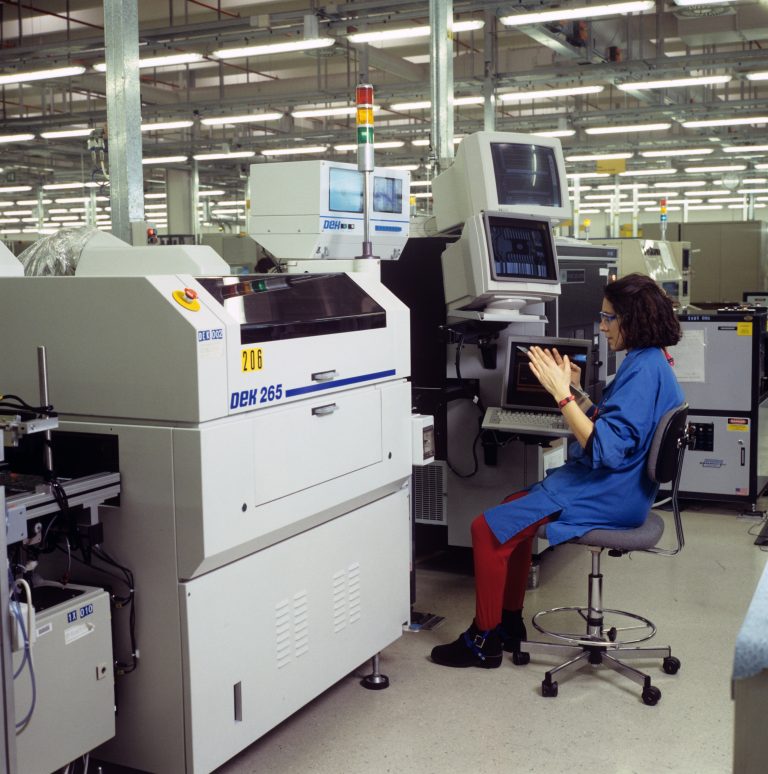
[484,347,685,547]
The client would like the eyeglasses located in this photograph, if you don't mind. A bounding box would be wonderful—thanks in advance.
[598,311,618,323]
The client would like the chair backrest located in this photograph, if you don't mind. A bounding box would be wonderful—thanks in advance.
[646,403,689,485]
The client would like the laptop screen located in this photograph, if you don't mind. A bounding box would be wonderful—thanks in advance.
[501,336,592,413]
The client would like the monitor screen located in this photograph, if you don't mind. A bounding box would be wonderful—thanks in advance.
[501,336,591,412]
[485,215,558,281]
[373,176,403,213]
[490,142,563,209]
[329,167,364,213]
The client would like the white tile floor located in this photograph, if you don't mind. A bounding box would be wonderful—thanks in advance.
[97,506,768,774]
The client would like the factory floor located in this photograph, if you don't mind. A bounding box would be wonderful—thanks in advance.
[97,503,767,774]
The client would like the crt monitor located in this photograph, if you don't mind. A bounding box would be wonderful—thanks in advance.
[432,131,571,232]
[441,210,561,317]
[500,335,592,413]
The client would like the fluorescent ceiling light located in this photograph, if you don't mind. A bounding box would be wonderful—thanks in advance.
[671,0,736,6]
[261,146,327,156]
[410,181,432,187]
[755,163,768,170]
[392,101,431,111]
[683,189,733,196]
[584,194,628,200]
[0,65,85,86]
[723,145,768,153]
[684,164,747,173]
[707,197,746,203]
[202,112,283,125]
[198,190,226,197]
[213,39,334,59]
[566,172,612,179]
[141,121,193,132]
[42,182,85,190]
[388,164,420,171]
[93,53,204,72]
[17,199,51,205]
[500,2,654,27]
[192,151,256,161]
[686,204,723,211]
[292,106,355,118]
[740,178,767,184]
[412,192,433,199]
[333,141,404,151]
[566,152,634,161]
[619,168,677,176]
[453,96,484,106]
[586,123,671,135]
[0,186,32,193]
[0,134,35,143]
[40,128,94,139]
[597,183,649,190]
[533,129,576,138]
[618,75,731,91]
[637,191,679,197]
[142,156,189,164]
[500,86,604,102]
[145,193,167,199]
[640,148,713,158]
[347,20,483,43]
[411,138,430,146]
[655,180,705,187]
[682,116,768,128]
[746,71,768,81]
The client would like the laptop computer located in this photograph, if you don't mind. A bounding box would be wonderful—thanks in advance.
[482,335,592,436]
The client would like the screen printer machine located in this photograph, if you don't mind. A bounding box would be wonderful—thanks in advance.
[0,237,416,774]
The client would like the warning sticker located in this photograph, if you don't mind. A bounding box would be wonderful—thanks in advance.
[727,418,749,431]
[737,322,753,336]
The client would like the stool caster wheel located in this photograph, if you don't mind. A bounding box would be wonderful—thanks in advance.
[541,680,558,698]
[608,627,618,642]
[512,651,530,666]
[642,685,661,706]
[663,656,681,675]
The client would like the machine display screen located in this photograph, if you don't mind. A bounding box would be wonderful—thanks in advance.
[373,176,403,213]
[486,215,558,281]
[329,167,364,213]
[502,337,591,412]
[490,142,562,208]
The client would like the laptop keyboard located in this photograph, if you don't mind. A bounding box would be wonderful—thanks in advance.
[482,407,571,437]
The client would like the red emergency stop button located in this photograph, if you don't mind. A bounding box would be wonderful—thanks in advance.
[184,288,198,300]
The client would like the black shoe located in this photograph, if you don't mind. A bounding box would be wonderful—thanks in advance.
[499,609,527,654]
[430,622,502,669]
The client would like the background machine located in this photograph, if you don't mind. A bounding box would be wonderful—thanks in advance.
[0,225,415,773]
[669,307,768,523]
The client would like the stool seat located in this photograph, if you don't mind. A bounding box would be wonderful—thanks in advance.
[536,512,665,551]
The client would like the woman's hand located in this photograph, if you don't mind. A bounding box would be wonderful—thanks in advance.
[552,347,581,389]
[526,346,573,403]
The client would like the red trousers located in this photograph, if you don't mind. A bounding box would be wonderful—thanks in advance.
[471,491,553,631]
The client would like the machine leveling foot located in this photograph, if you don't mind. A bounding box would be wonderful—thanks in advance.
[360,653,390,690]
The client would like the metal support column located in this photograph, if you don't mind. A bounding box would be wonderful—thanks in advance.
[430,0,454,173]
[482,9,495,132]
[104,0,145,245]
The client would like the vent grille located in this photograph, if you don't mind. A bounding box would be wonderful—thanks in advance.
[332,562,362,633]
[275,590,309,668]
[413,461,447,524]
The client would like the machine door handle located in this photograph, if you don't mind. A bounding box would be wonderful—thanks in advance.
[741,447,746,466]
[311,369,337,382]
[312,403,338,417]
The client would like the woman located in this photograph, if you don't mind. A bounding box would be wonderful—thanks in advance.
[431,273,684,669]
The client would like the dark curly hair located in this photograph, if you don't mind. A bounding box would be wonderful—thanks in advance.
[604,273,682,350]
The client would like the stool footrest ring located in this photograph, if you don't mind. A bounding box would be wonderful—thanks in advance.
[532,605,657,648]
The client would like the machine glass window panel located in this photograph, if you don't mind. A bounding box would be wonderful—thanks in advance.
[196,274,385,344]
[373,176,402,213]
[501,336,591,412]
[328,167,364,213]
[490,142,563,209]
[484,215,558,282]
